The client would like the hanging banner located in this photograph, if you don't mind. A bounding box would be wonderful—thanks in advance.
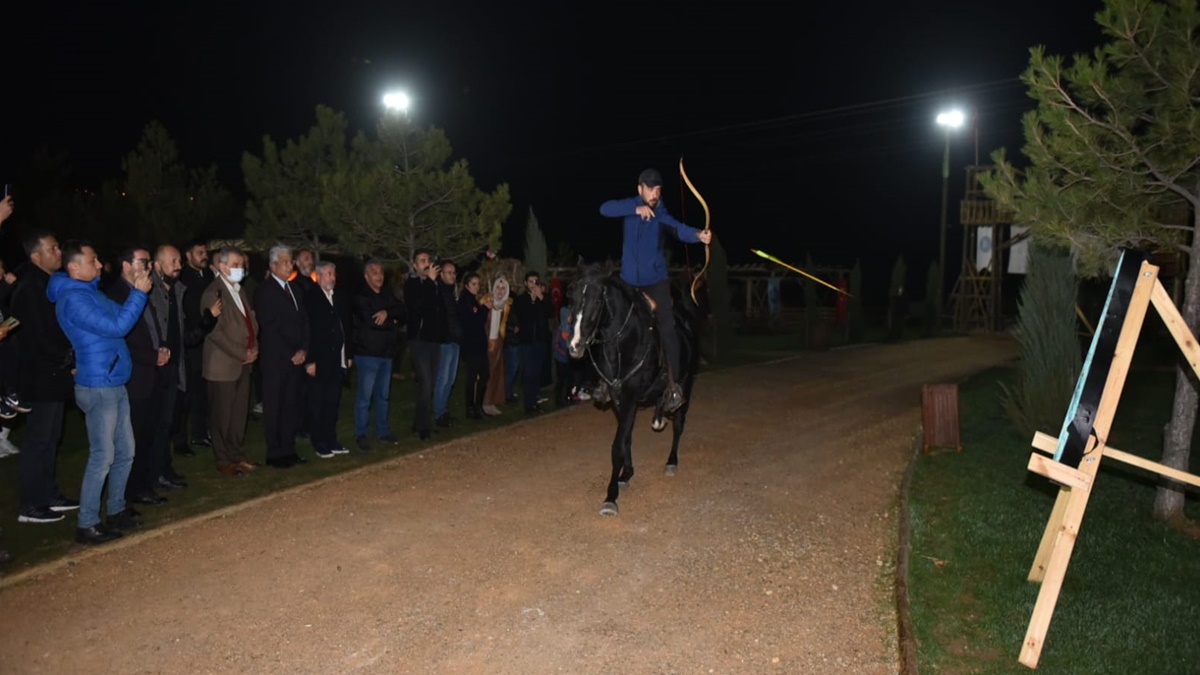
[976,228,993,271]
[1008,226,1030,275]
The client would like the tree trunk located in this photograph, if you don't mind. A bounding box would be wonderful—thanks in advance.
[1154,213,1200,522]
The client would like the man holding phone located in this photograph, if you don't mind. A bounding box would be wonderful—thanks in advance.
[50,240,152,545]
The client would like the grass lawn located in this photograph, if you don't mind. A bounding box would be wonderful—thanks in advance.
[908,341,1200,674]
[0,331,820,576]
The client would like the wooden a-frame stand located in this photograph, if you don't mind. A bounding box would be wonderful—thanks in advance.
[1019,254,1200,669]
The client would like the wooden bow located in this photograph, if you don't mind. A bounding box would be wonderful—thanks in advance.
[680,157,711,306]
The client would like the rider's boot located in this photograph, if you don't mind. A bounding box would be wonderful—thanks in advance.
[660,329,685,414]
[662,377,685,413]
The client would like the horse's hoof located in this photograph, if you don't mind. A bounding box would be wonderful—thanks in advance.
[651,417,666,432]
[664,464,677,476]
[618,480,629,489]
[599,502,619,516]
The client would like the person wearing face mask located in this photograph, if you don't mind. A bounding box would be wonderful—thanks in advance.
[200,247,259,477]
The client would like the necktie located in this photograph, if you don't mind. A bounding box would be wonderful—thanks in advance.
[285,282,296,309]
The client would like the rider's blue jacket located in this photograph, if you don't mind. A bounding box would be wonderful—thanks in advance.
[599,196,703,287]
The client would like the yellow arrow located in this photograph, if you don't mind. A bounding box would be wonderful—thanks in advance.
[751,248,852,297]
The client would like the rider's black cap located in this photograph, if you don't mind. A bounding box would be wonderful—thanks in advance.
[638,168,663,187]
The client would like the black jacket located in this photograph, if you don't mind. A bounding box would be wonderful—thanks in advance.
[12,265,74,401]
[352,285,403,358]
[513,292,551,345]
[254,276,310,370]
[305,287,352,378]
[106,279,160,400]
[404,275,445,342]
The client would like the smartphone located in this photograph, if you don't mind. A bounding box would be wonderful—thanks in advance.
[1,316,19,330]
[3,184,10,198]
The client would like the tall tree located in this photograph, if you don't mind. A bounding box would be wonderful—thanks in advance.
[980,0,1200,522]
[523,206,548,275]
[322,113,510,273]
[242,105,350,252]
[122,121,235,246]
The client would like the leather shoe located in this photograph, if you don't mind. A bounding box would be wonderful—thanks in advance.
[107,508,143,531]
[174,445,196,457]
[235,461,259,472]
[217,464,246,477]
[131,491,168,506]
[289,453,308,465]
[157,476,187,490]
[190,436,212,447]
[76,524,122,545]
[266,456,296,469]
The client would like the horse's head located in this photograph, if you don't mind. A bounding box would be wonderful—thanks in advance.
[566,259,612,359]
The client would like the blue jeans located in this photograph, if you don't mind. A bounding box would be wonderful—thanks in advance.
[75,385,135,529]
[354,356,393,438]
[433,342,460,419]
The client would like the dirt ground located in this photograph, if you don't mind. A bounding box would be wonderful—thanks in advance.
[0,335,1016,674]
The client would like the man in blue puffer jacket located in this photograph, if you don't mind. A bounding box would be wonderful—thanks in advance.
[49,241,152,546]
[599,168,712,413]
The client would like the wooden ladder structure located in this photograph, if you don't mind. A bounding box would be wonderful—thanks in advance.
[1019,249,1200,668]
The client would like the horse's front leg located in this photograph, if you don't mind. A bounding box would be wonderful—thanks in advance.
[600,397,638,516]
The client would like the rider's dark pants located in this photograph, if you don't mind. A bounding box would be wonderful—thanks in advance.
[635,279,680,382]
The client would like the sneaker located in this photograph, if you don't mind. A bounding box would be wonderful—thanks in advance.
[329,446,350,455]
[0,438,18,458]
[0,401,16,420]
[314,448,334,459]
[3,394,31,414]
[48,497,80,512]
[356,436,372,451]
[379,434,400,445]
[18,506,64,523]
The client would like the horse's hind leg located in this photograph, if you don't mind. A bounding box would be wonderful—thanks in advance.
[601,401,638,516]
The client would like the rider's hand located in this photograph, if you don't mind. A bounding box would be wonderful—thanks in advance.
[635,205,655,221]
[698,230,712,245]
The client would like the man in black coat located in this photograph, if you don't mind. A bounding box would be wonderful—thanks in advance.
[351,260,403,450]
[106,246,170,507]
[174,238,215,453]
[403,249,443,440]
[304,260,352,458]
[12,230,78,523]
[254,245,309,468]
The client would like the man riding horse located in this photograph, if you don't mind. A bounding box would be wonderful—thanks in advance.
[599,168,712,413]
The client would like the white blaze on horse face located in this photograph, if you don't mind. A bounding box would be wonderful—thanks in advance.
[568,309,584,352]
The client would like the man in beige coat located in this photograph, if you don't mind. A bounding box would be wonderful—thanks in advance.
[202,247,259,477]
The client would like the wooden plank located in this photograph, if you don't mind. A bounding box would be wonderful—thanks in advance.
[1031,431,1056,454]
[1027,454,1092,490]
[1033,431,1200,489]
[1028,488,1070,583]
[1151,279,1200,383]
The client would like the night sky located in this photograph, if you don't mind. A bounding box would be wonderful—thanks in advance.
[8,1,1105,298]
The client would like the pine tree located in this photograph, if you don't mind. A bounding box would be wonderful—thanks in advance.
[980,0,1200,521]
[999,244,1082,439]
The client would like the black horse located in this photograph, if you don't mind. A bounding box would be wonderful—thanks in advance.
[565,260,700,516]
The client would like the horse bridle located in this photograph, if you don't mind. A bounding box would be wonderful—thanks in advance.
[576,280,653,393]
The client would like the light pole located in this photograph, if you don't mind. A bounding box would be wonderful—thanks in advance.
[936,109,965,288]
[383,91,410,115]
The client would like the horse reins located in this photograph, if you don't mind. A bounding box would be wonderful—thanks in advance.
[579,283,653,393]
